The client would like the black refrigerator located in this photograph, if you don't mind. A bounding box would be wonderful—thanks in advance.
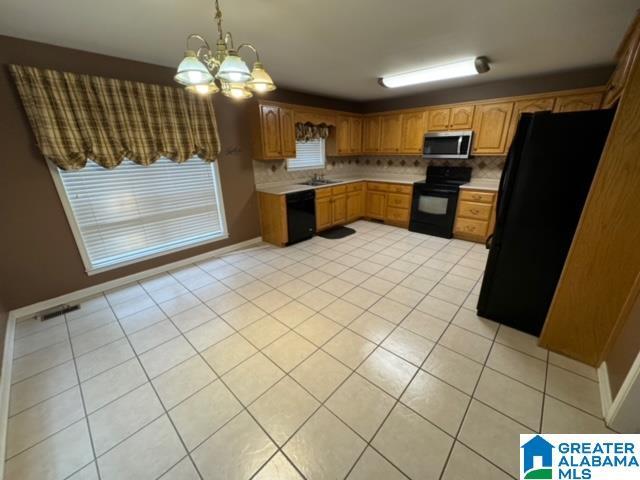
[477,109,614,336]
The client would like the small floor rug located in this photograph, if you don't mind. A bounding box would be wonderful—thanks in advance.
[318,226,356,239]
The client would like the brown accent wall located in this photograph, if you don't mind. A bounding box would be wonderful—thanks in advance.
[363,65,614,112]
[0,35,356,315]
[0,301,7,360]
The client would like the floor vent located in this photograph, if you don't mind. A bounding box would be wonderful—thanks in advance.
[38,304,80,321]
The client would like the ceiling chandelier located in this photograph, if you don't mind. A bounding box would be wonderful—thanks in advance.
[174,0,276,99]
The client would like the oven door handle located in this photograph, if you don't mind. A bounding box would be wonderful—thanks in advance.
[420,188,456,195]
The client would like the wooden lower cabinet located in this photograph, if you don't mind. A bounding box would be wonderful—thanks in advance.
[315,195,333,231]
[346,189,364,222]
[453,189,497,243]
[366,191,387,219]
[257,192,288,246]
[316,184,357,231]
[385,207,410,225]
[259,181,414,246]
[332,193,347,225]
[365,182,413,227]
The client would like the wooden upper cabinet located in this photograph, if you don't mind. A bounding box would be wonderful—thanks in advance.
[279,107,296,158]
[426,105,474,131]
[506,97,556,146]
[260,105,283,159]
[604,16,640,108]
[400,111,425,153]
[335,115,363,155]
[553,93,603,113]
[427,108,451,131]
[450,105,475,129]
[350,116,363,154]
[472,101,514,155]
[362,116,381,153]
[336,115,352,154]
[380,114,402,153]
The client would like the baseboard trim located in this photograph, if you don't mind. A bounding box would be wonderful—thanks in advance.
[10,236,263,321]
[598,361,613,420]
[0,311,16,480]
[0,236,263,479]
[605,348,640,431]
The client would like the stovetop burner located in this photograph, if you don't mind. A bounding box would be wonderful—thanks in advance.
[422,165,472,186]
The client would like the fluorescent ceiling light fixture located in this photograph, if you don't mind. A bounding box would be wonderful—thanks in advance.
[380,56,490,88]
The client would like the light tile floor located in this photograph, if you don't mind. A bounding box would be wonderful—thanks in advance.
[6,220,615,480]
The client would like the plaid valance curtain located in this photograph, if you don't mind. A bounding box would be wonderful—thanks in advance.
[10,65,221,170]
[295,122,330,142]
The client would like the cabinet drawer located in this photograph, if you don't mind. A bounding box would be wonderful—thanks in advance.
[387,184,413,194]
[457,201,492,220]
[459,189,496,204]
[455,217,489,237]
[316,187,332,198]
[346,182,364,192]
[386,207,410,222]
[332,185,347,195]
[387,193,411,209]
[367,182,388,192]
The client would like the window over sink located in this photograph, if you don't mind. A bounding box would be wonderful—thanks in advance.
[286,139,326,171]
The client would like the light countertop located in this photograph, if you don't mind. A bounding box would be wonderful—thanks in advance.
[256,175,424,195]
[460,178,500,192]
[256,175,501,195]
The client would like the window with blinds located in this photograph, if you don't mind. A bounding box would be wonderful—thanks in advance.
[52,157,228,273]
[286,139,326,170]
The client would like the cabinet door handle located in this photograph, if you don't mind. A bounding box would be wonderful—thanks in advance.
[472,194,481,200]
[470,208,480,215]
[464,225,476,232]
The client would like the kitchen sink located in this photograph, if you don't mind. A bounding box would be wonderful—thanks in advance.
[297,179,343,186]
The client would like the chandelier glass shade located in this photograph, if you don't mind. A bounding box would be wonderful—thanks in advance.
[174,0,276,98]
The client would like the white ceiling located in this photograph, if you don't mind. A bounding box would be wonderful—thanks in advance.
[0,0,636,101]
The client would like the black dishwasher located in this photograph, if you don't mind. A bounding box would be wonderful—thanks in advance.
[286,190,316,245]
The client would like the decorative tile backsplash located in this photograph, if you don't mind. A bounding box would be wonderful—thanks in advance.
[252,156,361,186]
[253,155,504,186]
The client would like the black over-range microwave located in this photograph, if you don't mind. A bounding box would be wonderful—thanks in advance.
[422,130,473,159]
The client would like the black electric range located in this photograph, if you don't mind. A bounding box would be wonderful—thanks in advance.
[409,166,472,238]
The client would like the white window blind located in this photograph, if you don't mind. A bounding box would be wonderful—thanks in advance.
[53,157,228,273]
[286,139,326,170]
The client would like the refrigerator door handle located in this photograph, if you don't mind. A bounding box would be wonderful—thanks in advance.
[485,234,493,250]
